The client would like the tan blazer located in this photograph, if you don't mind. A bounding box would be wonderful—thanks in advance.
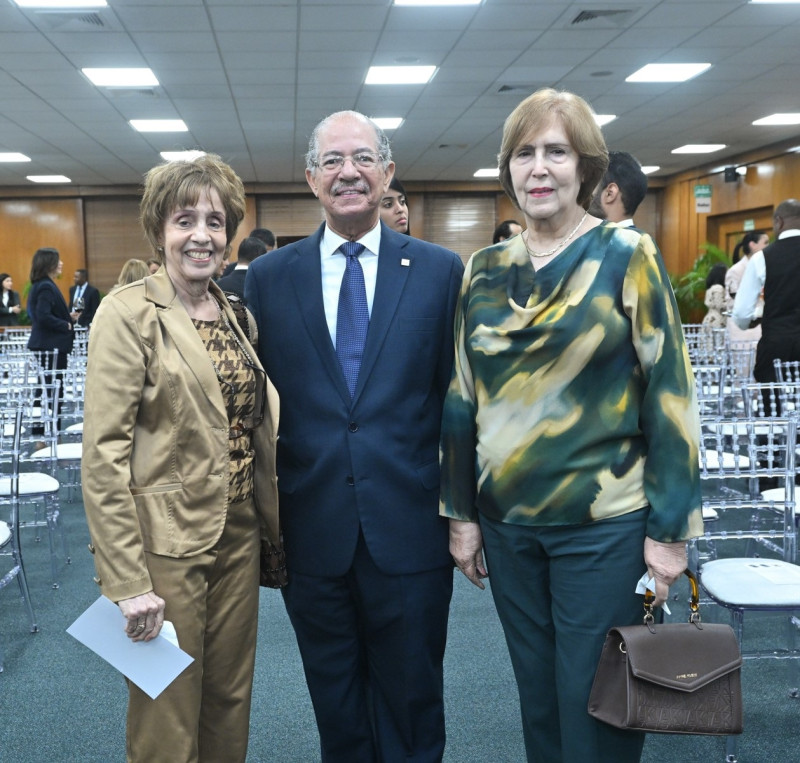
[81,269,279,602]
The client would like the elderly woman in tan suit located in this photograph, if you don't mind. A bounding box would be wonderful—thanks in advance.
[81,154,280,763]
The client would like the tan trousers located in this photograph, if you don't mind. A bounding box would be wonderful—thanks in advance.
[126,496,260,763]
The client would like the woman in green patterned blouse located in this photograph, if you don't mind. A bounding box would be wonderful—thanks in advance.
[439,89,702,762]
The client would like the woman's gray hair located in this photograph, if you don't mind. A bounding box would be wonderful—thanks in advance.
[305,111,392,172]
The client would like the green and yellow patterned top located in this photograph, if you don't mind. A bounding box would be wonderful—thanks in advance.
[439,222,703,543]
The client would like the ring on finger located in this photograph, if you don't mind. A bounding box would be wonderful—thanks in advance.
[135,623,145,631]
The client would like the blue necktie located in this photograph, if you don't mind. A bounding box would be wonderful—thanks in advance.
[336,241,369,398]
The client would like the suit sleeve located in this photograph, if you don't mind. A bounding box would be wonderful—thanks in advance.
[81,296,153,602]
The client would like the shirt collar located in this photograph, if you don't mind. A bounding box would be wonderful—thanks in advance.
[778,229,800,240]
[322,221,382,258]
[618,218,635,228]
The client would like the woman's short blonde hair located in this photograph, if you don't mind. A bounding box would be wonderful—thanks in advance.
[498,88,609,211]
[140,153,246,260]
[113,258,150,289]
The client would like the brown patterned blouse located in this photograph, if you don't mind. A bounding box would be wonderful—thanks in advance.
[192,311,256,504]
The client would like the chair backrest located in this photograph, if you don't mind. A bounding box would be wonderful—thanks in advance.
[774,359,800,384]
[698,414,797,562]
[741,381,800,418]
[695,364,726,416]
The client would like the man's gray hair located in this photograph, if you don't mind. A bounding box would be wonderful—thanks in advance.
[305,111,392,172]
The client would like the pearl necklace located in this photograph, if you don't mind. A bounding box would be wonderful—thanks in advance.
[524,211,587,258]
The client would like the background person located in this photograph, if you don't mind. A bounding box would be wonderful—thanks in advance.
[703,262,727,327]
[379,175,410,234]
[111,258,150,291]
[146,257,161,274]
[733,199,800,383]
[440,88,702,763]
[81,154,280,763]
[492,219,522,244]
[587,150,648,228]
[246,110,463,762]
[0,272,21,326]
[726,230,769,342]
[68,268,100,327]
[27,248,74,431]
[221,227,276,277]
[217,236,267,301]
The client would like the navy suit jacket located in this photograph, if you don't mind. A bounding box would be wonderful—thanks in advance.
[246,223,464,577]
[69,283,100,326]
[27,277,74,356]
[216,268,248,301]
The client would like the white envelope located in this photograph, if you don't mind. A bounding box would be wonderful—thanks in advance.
[67,595,194,699]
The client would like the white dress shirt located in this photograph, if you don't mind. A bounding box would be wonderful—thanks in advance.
[320,222,381,345]
[732,230,800,329]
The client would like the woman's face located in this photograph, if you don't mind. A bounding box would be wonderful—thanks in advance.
[49,259,63,278]
[161,188,227,292]
[380,189,409,233]
[749,234,769,254]
[509,117,583,226]
[2,276,12,291]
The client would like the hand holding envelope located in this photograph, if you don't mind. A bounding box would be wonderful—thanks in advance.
[67,596,193,699]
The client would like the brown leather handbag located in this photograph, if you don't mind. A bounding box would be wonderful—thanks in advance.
[587,570,743,735]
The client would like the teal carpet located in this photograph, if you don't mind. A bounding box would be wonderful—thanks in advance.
[1,497,798,761]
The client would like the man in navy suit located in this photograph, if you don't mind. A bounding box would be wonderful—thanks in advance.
[68,268,100,327]
[246,111,463,762]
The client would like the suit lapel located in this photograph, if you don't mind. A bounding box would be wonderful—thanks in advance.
[352,226,412,402]
[145,270,227,422]
[288,227,353,404]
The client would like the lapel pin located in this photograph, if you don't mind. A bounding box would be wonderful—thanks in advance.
[401,258,410,267]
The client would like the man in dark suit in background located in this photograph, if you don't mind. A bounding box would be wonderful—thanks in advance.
[246,110,464,762]
[733,198,800,382]
[68,268,100,326]
[216,235,266,301]
[221,227,276,277]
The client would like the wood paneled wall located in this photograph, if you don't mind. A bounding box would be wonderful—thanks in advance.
[0,198,84,303]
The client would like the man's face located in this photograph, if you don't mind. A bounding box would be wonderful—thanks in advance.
[587,183,609,219]
[73,271,86,286]
[305,115,394,231]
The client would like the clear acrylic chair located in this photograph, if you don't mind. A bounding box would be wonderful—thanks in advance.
[0,406,40,673]
[7,376,70,588]
[695,414,800,763]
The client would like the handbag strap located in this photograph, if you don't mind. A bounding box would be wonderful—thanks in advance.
[643,568,700,629]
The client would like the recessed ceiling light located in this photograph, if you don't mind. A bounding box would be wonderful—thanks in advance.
[130,119,188,133]
[594,114,616,127]
[736,166,748,176]
[671,144,726,154]
[752,113,800,126]
[27,175,71,183]
[474,168,499,178]
[12,0,107,7]
[371,117,404,130]
[394,0,482,5]
[0,153,31,162]
[626,63,711,83]
[366,66,437,85]
[82,68,158,88]
[640,166,660,175]
[160,151,206,162]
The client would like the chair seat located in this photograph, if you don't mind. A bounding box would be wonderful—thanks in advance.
[0,472,60,496]
[701,451,751,469]
[29,443,82,460]
[701,558,800,607]
[702,506,719,521]
[0,521,10,547]
[760,487,786,502]
[65,422,83,433]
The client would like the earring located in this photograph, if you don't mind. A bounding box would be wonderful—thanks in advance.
[156,246,164,253]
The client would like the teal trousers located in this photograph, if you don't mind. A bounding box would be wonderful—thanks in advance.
[480,509,649,763]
